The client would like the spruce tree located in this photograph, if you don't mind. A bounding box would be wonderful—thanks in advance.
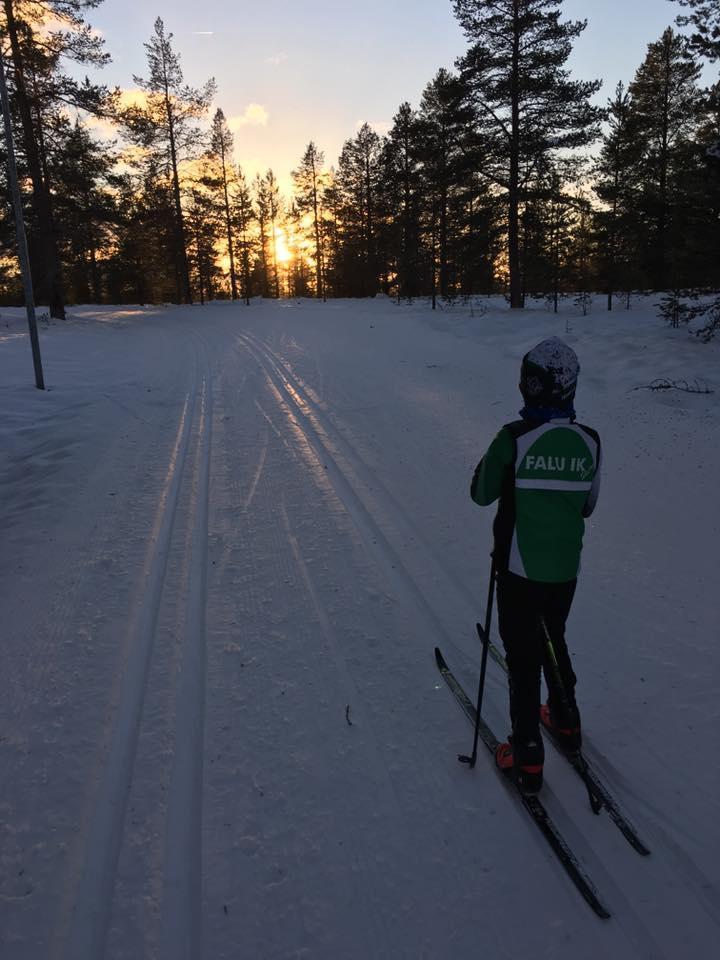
[452,0,602,307]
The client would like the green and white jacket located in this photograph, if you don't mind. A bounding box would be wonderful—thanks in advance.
[471,418,601,583]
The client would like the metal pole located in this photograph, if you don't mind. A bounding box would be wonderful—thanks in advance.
[0,43,45,390]
[458,557,497,767]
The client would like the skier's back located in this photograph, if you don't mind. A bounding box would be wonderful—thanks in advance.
[471,337,601,793]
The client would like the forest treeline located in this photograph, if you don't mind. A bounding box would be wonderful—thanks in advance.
[0,0,718,319]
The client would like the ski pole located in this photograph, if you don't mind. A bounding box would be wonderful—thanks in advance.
[540,618,602,814]
[459,558,497,768]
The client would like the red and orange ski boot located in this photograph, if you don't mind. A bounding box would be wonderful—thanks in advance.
[540,703,581,753]
[496,737,544,794]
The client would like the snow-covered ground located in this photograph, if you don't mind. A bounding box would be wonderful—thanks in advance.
[1,296,718,959]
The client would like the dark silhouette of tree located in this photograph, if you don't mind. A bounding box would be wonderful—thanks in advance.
[627,28,702,288]
[232,166,255,304]
[124,18,215,303]
[452,0,602,308]
[1,0,112,317]
[675,0,720,61]
[292,141,326,298]
[335,122,382,296]
[208,108,239,299]
[593,83,642,308]
[257,169,281,297]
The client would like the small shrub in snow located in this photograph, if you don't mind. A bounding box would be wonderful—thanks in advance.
[574,292,592,316]
[630,378,713,394]
[690,298,720,342]
[658,290,720,340]
[658,290,690,328]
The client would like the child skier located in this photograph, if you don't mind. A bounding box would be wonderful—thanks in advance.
[470,337,601,794]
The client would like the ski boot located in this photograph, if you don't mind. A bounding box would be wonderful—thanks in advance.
[540,703,582,753]
[496,736,544,794]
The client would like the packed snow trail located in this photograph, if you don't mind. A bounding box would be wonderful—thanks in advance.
[1,299,718,959]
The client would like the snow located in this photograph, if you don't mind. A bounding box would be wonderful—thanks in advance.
[1,296,719,959]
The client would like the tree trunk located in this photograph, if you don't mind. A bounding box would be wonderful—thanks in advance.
[4,0,65,318]
[508,0,523,309]
[364,151,375,296]
[311,160,324,299]
[219,143,238,299]
[161,60,192,304]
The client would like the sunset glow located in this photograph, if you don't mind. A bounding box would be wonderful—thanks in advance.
[274,227,292,264]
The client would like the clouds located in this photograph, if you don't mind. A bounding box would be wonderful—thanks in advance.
[227,104,269,131]
[265,52,288,66]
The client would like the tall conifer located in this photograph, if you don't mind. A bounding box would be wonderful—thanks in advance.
[126,18,215,304]
[452,0,602,307]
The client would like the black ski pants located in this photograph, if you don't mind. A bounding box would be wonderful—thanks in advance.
[496,571,579,748]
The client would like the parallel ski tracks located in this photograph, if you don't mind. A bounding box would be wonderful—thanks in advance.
[64,340,213,960]
[235,331,457,655]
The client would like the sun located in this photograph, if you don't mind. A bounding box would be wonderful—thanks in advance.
[274,227,292,264]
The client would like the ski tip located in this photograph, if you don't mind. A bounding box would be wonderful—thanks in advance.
[476,623,486,639]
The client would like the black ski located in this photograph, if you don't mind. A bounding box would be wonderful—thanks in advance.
[435,646,611,920]
[481,627,651,856]
[541,720,651,856]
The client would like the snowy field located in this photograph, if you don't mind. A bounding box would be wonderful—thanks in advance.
[1,295,718,959]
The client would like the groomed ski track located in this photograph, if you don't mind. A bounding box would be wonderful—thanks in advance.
[1,300,718,959]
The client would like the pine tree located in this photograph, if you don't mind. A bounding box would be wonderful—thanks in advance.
[452,0,602,308]
[258,170,282,298]
[381,103,425,300]
[102,161,177,304]
[232,166,255,305]
[285,201,310,297]
[253,172,271,297]
[186,184,223,304]
[292,141,326,299]
[1,0,112,317]
[628,28,702,288]
[50,118,117,303]
[593,82,643,308]
[417,69,476,301]
[675,0,720,61]
[125,18,216,304]
[208,108,239,299]
[319,171,342,297]
[335,122,382,296]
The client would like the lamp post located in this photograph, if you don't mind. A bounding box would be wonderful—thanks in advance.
[0,42,45,390]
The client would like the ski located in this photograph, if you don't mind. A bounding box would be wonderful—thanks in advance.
[435,646,611,920]
[480,626,651,856]
[540,717,651,856]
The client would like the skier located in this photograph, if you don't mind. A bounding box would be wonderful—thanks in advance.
[470,337,601,793]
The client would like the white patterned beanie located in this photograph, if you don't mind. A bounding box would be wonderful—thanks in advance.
[520,337,580,406]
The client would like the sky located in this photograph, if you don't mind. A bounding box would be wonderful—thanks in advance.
[84,0,716,191]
